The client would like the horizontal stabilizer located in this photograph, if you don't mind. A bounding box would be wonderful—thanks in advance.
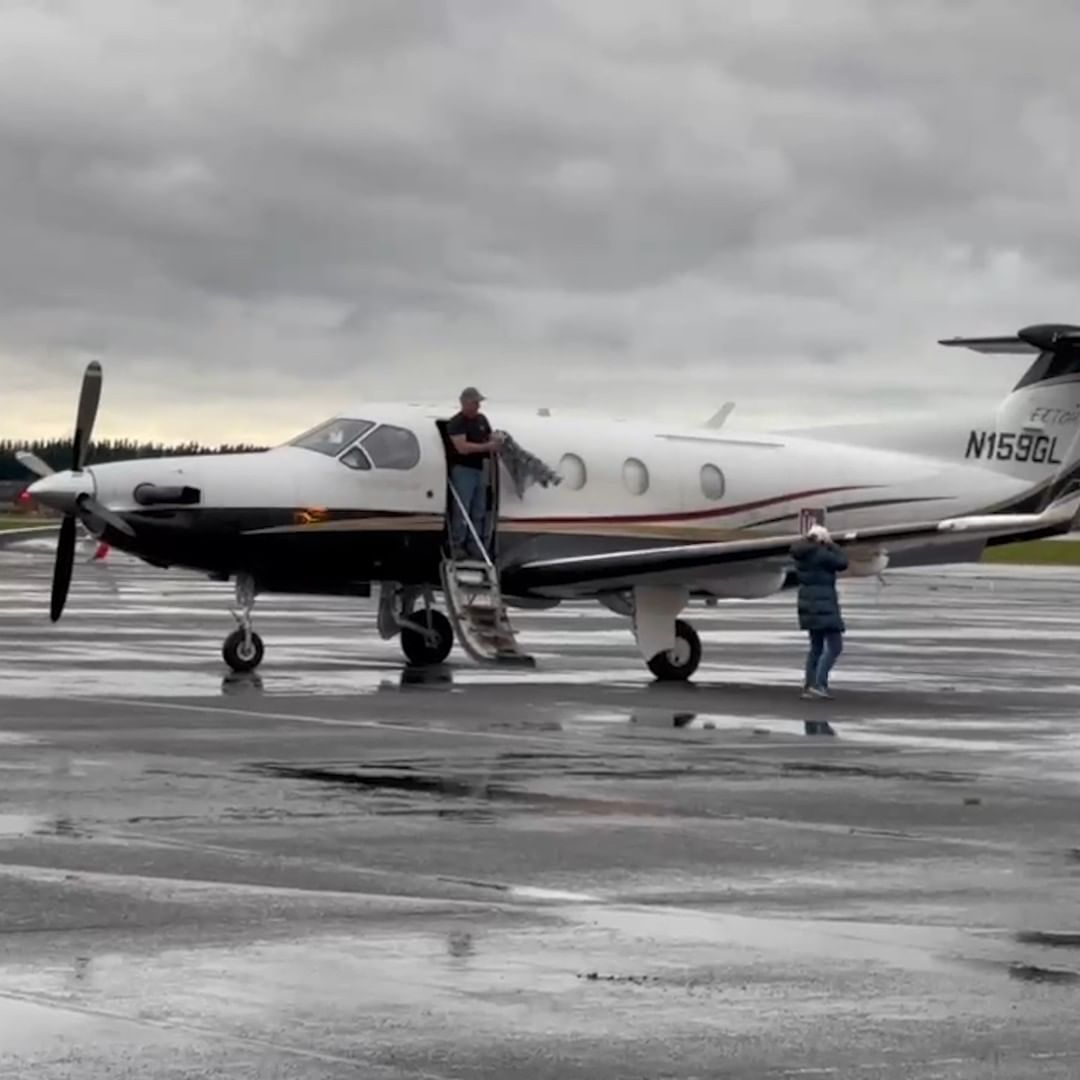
[940,323,1080,355]
[938,336,1038,355]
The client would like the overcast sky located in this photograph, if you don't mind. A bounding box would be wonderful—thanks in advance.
[3,0,1080,443]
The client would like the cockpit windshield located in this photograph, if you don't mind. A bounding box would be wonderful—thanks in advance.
[289,418,374,456]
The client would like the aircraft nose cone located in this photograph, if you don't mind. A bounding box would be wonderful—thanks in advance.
[28,470,95,514]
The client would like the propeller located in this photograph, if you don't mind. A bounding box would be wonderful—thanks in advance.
[51,516,77,622]
[72,360,102,471]
[15,450,54,478]
[50,361,103,623]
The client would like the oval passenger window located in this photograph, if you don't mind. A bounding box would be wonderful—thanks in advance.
[623,457,649,496]
[559,453,587,490]
[700,463,725,500]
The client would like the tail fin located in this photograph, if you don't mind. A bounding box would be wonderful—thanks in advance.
[941,324,1080,501]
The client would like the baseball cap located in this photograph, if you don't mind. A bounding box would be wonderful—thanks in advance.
[460,386,485,402]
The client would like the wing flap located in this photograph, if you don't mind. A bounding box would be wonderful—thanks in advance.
[504,493,1080,595]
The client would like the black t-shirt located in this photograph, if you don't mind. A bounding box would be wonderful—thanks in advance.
[446,411,492,470]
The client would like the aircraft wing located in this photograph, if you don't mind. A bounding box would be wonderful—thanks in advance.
[503,492,1080,596]
[0,524,61,549]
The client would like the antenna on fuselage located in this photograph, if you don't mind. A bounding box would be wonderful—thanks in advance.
[704,402,735,429]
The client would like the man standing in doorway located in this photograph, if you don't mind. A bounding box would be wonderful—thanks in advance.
[447,387,502,558]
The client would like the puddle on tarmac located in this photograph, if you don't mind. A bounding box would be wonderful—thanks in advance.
[250,762,666,820]
[0,814,91,839]
[1008,962,1080,985]
[780,760,974,783]
[0,733,39,745]
[0,814,40,837]
[1016,931,1080,949]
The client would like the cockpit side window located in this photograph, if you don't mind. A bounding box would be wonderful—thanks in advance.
[340,446,372,471]
[290,418,374,456]
[361,424,421,469]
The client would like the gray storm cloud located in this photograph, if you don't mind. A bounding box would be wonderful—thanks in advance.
[1,0,1079,441]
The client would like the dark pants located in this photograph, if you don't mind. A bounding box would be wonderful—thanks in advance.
[804,629,843,690]
[450,463,488,554]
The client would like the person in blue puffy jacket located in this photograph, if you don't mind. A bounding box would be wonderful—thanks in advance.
[791,524,848,700]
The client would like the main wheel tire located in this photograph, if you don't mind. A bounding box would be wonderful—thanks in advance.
[401,610,454,666]
[647,619,702,681]
[223,628,264,673]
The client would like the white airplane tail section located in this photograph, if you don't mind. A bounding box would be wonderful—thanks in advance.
[942,324,1080,501]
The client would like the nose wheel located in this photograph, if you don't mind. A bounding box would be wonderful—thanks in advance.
[223,572,265,673]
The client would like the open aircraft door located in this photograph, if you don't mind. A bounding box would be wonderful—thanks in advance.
[435,419,500,560]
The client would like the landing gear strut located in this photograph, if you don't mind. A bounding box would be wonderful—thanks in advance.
[647,619,702,681]
[223,573,264,673]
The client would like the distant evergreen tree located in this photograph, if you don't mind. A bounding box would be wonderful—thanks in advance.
[0,439,269,481]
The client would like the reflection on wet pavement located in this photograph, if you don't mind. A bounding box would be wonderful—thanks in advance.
[4,550,1080,1075]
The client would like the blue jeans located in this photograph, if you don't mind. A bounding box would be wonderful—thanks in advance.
[450,464,488,553]
[805,629,843,690]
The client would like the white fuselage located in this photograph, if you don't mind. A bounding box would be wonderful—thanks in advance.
[86,405,1027,534]
[41,401,1031,601]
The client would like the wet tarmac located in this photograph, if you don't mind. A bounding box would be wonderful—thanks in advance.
[2,545,1080,1077]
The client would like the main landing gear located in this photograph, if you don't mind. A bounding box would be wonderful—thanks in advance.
[647,619,702,682]
[223,573,264,674]
[378,583,455,666]
[627,585,702,682]
[400,609,454,665]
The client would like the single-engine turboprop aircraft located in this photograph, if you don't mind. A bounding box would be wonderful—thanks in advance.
[11,322,1080,679]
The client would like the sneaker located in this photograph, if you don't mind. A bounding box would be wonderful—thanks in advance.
[800,689,816,700]
[807,687,833,700]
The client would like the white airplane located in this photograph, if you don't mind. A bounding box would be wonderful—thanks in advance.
[11,321,1080,678]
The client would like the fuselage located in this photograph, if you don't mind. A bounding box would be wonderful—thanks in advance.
[27,403,1031,598]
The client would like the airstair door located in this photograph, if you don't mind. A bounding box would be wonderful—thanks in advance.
[435,419,500,561]
[434,420,532,666]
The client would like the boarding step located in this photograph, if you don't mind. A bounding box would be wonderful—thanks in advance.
[440,557,535,667]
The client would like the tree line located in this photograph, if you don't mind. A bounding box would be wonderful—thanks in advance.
[0,439,268,481]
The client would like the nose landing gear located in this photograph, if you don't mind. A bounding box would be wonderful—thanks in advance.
[223,573,264,673]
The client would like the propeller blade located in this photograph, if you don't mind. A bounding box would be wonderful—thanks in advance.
[75,493,135,538]
[50,515,77,622]
[72,360,103,471]
[15,450,54,478]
